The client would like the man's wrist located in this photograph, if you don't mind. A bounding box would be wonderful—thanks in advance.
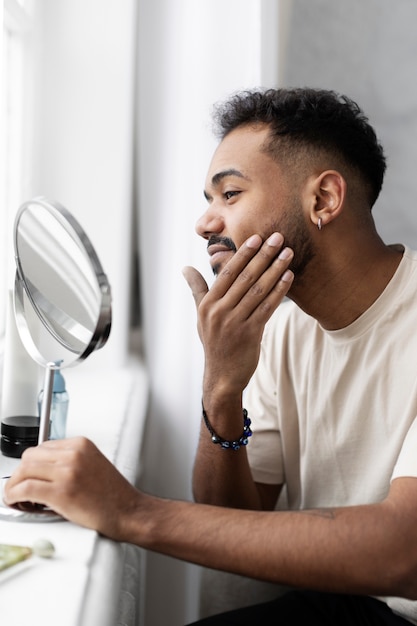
[202,402,252,450]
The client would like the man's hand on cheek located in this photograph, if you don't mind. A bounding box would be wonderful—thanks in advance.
[184,233,294,396]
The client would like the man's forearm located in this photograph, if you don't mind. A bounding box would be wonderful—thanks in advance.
[5,439,417,600]
[192,420,263,509]
[127,478,417,601]
[192,395,264,509]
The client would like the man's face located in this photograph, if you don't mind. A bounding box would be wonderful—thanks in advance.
[196,124,314,277]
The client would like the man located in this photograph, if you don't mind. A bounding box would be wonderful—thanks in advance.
[5,88,417,625]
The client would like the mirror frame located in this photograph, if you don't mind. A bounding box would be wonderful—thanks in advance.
[13,197,112,366]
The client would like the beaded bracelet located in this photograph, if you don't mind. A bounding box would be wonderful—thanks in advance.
[202,404,252,450]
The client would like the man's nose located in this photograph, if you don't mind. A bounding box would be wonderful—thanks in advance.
[195,206,224,240]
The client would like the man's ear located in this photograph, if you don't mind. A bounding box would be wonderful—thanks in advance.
[306,170,347,229]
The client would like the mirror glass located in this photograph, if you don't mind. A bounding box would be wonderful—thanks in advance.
[13,197,112,368]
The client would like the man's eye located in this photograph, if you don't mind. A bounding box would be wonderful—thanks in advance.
[224,190,240,200]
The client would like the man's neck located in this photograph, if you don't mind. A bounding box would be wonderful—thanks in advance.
[288,241,404,331]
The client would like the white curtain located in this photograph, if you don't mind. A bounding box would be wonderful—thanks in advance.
[135,1,283,623]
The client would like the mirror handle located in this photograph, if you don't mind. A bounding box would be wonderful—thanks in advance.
[38,365,55,444]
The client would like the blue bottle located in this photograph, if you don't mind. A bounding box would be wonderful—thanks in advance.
[38,369,69,440]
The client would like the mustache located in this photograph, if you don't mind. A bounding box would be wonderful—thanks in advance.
[207,235,237,253]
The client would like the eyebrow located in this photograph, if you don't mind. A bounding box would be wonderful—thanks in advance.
[203,168,249,200]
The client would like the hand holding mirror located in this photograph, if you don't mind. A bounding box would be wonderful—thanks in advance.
[1,197,112,521]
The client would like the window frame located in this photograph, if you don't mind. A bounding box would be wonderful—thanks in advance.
[0,0,35,350]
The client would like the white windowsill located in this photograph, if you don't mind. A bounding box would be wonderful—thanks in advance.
[0,356,149,626]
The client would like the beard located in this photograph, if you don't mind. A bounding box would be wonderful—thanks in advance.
[273,203,316,278]
[208,201,316,279]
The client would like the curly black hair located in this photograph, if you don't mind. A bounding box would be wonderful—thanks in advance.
[213,88,386,208]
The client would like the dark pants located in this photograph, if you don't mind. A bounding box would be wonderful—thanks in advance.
[187,591,412,625]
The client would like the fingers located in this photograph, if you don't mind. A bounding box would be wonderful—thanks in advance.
[3,478,52,512]
[182,266,209,308]
[3,437,140,539]
[246,249,293,323]
[209,233,294,314]
[3,438,91,509]
[183,233,293,317]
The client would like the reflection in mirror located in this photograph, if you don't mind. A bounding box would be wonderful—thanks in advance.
[14,198,111,368]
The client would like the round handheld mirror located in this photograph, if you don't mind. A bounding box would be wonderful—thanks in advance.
[14,197,111,371]
[1,197,112,522]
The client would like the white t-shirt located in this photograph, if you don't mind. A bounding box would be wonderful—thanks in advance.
[245,245,417,623]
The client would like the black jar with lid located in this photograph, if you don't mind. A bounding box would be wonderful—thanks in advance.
[1,415,40,458]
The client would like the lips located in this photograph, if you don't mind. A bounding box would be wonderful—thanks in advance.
[207,243,234,257]
[206,237,237,274]
[207,243,235,273]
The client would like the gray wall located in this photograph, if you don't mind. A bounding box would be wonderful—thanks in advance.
[284,0,417,248]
